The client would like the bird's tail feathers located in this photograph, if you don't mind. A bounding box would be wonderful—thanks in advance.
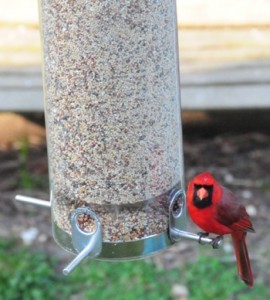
[231,231,253,287]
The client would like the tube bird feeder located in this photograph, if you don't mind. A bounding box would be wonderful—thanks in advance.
[16,0,222,274]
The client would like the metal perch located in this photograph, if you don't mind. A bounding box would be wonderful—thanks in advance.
[15,195,51,208]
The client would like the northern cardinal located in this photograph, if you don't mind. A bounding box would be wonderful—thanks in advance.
[187,171,255,287]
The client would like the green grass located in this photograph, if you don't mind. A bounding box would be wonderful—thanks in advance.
[0,239,72,300]
[185,255,270,300]
[71,261,178,300]
[0,239,269,300]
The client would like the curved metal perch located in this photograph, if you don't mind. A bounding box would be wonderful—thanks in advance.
[168,189,223,249]
[63,207,102,275]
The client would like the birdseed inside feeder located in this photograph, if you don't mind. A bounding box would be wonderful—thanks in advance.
[16,0,222,275]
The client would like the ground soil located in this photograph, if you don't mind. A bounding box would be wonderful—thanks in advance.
[1,111,270,283]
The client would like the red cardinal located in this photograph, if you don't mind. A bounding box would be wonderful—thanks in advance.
[187,171,255,287]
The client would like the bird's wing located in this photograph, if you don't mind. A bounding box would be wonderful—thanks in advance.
[216,187,255,233]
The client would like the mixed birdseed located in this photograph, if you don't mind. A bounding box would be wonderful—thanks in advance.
[41,0,183,243]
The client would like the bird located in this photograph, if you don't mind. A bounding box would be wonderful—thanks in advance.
[187,171,255,287]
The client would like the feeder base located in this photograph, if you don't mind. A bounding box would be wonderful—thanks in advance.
[53,222,179,260]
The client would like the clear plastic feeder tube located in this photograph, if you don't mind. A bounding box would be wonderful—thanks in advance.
[40,0,184,259]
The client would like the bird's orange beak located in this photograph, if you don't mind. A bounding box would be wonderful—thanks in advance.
[197,187,209,200]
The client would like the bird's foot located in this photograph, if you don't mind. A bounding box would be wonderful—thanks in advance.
[197,232,209,245]
[211,235,223,249]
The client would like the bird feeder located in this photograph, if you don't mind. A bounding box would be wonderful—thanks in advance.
[16,0,221,274]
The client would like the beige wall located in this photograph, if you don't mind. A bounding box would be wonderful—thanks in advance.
[177,0,270,25]
[0,0,38,24]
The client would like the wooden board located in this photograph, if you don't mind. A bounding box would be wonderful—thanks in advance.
[1,0,270,111]
[1,61,270,111]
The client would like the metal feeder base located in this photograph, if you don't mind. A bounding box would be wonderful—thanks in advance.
[53,223,174,260]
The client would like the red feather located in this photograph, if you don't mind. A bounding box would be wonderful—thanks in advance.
[187,171,255,287]
[232,231,254,287]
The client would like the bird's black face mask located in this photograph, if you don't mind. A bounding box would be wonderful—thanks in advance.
[193,184,213,208]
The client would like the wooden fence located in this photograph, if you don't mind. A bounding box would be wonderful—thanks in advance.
[1,0,270,111]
